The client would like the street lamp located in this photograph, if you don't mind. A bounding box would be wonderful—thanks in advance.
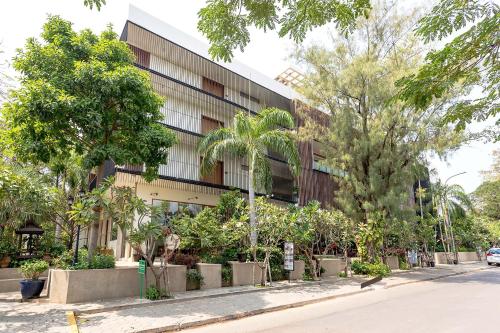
[444,172,466,265]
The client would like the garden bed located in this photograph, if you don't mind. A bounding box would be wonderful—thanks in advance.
[49,265,186,304]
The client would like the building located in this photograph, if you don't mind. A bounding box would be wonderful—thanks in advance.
[101,6,339,260]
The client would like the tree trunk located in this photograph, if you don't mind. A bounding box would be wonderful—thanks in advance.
[87,163,106,261]
[248,165,257,248]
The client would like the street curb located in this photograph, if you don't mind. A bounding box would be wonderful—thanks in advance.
[74,277,347,316]
[130,265,492,333]
[66,311,79,333]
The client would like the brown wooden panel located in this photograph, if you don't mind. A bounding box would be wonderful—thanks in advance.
[201,116,224,135]
[129,45,150,68]
[202,77,224,98]
[292,100,338,208]
[200,158,224,185]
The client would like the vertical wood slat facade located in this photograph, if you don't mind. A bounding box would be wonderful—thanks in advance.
[293,100,338,208]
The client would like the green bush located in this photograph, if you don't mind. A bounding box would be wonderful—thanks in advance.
[337,271,348,278]
[186,269,204,286]
[19,260,49,280]
[221,266,232,283]
[91,253,115,269]
[52,249,114,270]
[352,260,391,277]
[145,285,161,300]
[0,236,17,257]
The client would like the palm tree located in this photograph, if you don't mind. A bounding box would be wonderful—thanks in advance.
[432,181,472,262]
[198,108,300,250]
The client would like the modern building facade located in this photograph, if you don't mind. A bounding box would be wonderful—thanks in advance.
[101,6,339,260]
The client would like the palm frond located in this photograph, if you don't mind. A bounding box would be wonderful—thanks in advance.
[256,108,295,132]
[253,152,273,194]
[233,111,252,139]
[260,130,301,176]
[200,138,247,176]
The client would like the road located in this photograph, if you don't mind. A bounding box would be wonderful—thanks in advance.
[185,267,500,333]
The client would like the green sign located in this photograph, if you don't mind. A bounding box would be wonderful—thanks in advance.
[138,259,146,299]
[138,259,146,274]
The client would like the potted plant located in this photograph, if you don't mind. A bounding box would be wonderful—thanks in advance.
[0,238,16,268]
[186,269,204,290]
[19,260,49,299]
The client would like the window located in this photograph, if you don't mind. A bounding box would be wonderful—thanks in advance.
[202,77,224,98]
[201,116,224,135]
[152,199,204,226]
[240,91,260,104]
[128,45,150,68]
[200,157,224,185]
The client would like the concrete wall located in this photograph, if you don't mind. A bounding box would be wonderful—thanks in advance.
[228,261,264,286]
[434,252,481,264]
[196,263,221,290]
[0,268,49,293]
[288,260,305,280]
[49,265,186,304]
[386,256,399,270]
[318,258,345,277]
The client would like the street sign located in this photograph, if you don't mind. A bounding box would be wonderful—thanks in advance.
[138,259,146,299]
[138,259,146,274]
[284,242,294,271]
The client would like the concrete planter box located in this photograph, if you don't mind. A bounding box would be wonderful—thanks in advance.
[0,268,49,293]
[196,263,221,290]
[288,260,305,280]
[49,265,186,304]
[386,256,399,270]
[228,261,265,286]
[317,258,345,277]
[434,252,481,264]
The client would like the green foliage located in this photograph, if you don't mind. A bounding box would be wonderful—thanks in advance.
[351,260,390,277]
[197,0,371,61]
[398,0,499,138]
[145,285,167,301]
[472,179,500,220]
[186,269,204,285]
[19,260,49,280]
[295,4,463,262]
[337,271,348,278]
[1,15,176,180]
[52,248,115,270]
[221,266,232,283]
[83,0,106,10]
[91,253,115,269]
[0,234,17,257]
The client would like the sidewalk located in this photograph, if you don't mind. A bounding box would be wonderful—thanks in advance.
[0,262,490,333]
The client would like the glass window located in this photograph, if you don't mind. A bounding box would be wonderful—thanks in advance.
[152,199,203,225]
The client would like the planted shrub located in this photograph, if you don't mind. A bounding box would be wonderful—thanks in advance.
[91,254,115,269]
[170,253,200,269]
[338,271,348,278]
[186,269,204,286]
[221,266,232,284]
[351,260,390,277]
[19,260,49,280]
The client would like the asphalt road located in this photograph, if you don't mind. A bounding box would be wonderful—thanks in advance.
[184,267,500,333]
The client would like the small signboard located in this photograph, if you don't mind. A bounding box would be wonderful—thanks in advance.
[284,242,294,271]
[138,259,146,274]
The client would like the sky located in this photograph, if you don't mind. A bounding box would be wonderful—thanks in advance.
[0,0,498,193]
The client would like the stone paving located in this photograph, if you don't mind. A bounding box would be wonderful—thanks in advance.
[0,262,488,333]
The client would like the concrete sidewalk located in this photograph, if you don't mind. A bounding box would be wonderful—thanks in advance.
[0,262,489,333]
[75,263,490,333]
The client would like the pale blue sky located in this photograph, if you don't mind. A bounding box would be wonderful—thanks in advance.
[1,0,498,192]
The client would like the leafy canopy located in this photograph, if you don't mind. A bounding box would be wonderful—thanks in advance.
[197,0,371,61]
[397,0,499,139]
[1,16,176,180]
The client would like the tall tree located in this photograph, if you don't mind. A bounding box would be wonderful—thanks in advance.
[294,3,462,262]
[0,16,177,256]
[397,0,499,140]
[197,0,371,61]
[198,108,300,253]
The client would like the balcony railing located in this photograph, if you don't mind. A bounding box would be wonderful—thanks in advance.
[312,161,346,177]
